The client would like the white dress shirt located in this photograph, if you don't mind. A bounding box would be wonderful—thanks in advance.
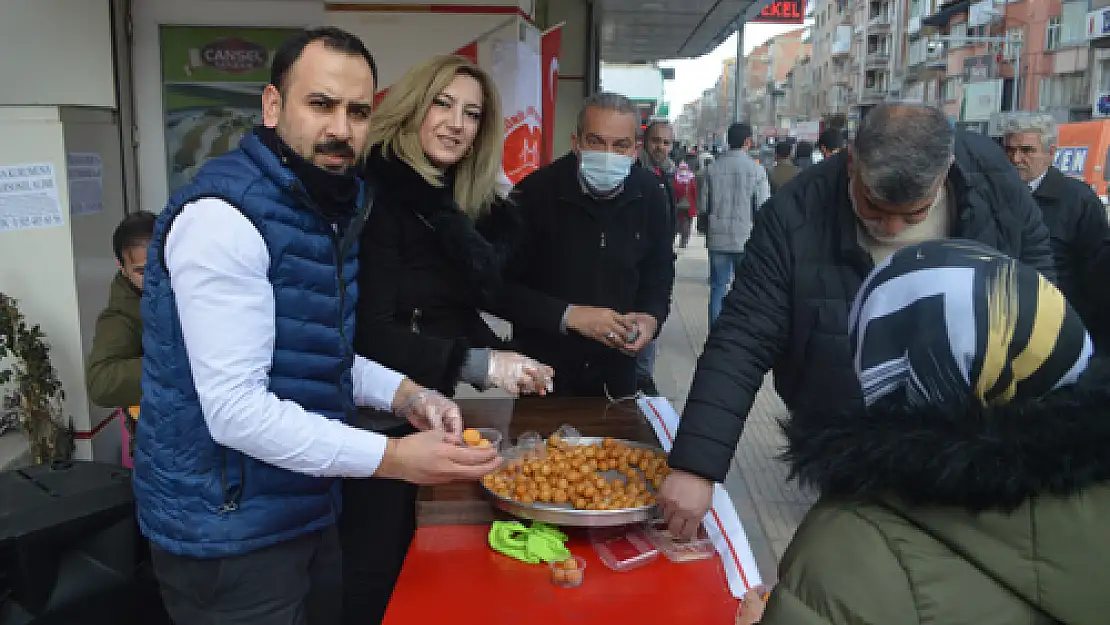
[1029,170,1048,193]
[165,197,405,478]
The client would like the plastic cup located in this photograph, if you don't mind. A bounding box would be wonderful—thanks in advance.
[549,555,587,588]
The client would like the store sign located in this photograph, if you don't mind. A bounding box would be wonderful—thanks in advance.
[1097,93,1110,117]
[1055,147,1089,177]
[195,38,269,73]
[160,26,299,193]
[1086,7,1110,40]
[752,0,807,24]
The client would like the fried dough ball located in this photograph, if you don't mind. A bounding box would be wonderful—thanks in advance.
[488,434,672,511]
[462,429,481,446]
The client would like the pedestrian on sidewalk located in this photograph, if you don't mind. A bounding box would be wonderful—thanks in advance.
[702,122,771,324]
[658,102,1056,542]
[767,141,800,195]
[673,159,698,248]
[633,120,680,395]
[755,239,1109,624]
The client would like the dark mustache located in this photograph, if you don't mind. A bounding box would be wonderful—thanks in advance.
[315,140,354,158]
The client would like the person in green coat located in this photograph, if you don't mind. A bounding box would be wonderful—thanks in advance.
[86,211,156,411]
[751,238,1110,625]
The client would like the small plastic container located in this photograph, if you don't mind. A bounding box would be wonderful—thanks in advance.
[644,519,717,563]
[551,424,582,446]
[463,427,503,451]
[549,555,586,588]
[590,528,660,572]
[515,430,547,459]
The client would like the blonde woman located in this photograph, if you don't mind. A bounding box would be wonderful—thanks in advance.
[342,55,552,624]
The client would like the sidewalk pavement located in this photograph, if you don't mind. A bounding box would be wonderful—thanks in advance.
[653,234,814,584]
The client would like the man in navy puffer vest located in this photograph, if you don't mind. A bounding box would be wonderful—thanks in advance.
[134,28,501,625]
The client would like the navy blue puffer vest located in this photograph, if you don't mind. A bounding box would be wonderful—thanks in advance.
[133,131,361,558]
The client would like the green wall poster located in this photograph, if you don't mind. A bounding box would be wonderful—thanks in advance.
[160,26,298,193]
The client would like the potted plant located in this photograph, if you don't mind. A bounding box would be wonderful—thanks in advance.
[0,293,75,463]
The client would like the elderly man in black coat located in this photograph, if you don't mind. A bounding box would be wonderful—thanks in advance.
[1002,111,1109,351]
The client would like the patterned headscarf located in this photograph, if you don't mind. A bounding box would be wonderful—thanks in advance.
[850,239,1092,407]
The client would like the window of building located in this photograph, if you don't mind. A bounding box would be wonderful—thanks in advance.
[1061,3,1086,46]
[1040,72,1089,108]
[951,22,968,46]
[1003,27,1023,60]
[1046,16,1061,51]
[942,77,959,101]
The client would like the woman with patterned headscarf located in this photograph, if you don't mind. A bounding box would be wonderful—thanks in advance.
[744,239,1110,624]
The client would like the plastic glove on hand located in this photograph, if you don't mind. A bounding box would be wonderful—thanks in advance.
[396,388,463,435]
[487,351,555,396]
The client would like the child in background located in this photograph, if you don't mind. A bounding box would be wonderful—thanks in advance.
[87,211,156,452]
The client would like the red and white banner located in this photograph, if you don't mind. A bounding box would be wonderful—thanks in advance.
[491,37,542,186]
[540,24,563,166]
[637,396,764,598]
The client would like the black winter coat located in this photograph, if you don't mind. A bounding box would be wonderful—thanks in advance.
[354,149,522,395]
[1032,166,1109,350]
[669,131,1057,483]
[498,152,675,397]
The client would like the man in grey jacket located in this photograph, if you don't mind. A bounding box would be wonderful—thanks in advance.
[703,122,771,323]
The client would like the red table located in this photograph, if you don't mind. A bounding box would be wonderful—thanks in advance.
[382,398,742,624]
[382,526,740,624]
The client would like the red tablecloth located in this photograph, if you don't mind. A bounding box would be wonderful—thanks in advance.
[383,525,740,625]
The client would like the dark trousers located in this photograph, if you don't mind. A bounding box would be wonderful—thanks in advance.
[339,423,419,625]
[675,212,693,247]
[150,525,342,625]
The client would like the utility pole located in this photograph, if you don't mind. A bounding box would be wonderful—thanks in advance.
[734,26,745,123]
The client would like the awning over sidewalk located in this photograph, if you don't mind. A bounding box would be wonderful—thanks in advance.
[600,0,767,63]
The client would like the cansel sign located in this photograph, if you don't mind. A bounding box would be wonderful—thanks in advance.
[192,38,270,74]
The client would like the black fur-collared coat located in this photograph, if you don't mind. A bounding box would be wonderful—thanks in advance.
[760,361,1110,624]
[354,148,523,395]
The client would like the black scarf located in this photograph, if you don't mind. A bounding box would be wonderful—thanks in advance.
[363,146,522,305]
[254,126,359,222]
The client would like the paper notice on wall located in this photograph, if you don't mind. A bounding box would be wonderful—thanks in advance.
[67,153,104,216]
[0,163,64,232]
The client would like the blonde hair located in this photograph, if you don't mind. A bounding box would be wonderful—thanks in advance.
[366,55,503,218]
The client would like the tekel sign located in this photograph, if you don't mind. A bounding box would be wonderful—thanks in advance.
[752,0,807,24]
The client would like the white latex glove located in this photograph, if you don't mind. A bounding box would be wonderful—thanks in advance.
[395,388,463,435]
[487,351,555,397]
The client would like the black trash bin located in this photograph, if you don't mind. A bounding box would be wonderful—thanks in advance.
[0,460,137,625]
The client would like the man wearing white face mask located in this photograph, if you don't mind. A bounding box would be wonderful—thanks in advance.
[501,92,675,397]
